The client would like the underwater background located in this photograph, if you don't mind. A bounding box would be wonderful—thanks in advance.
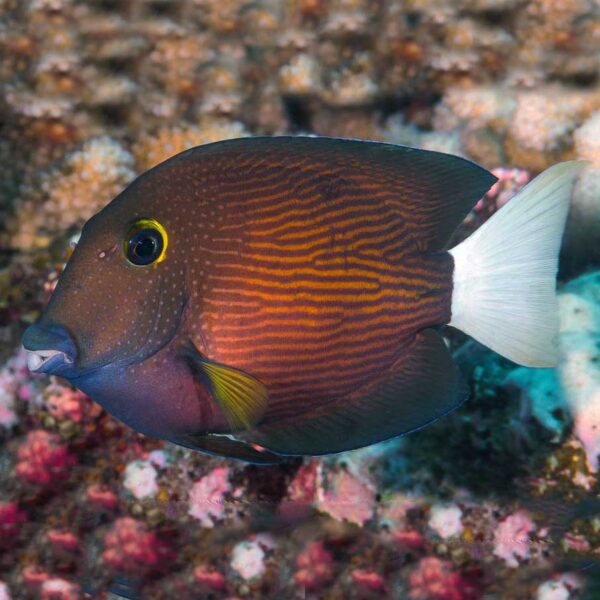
[1,0,600,598]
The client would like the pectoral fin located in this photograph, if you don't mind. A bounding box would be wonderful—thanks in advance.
[240,329,469,456]
[182,342,268,431]
[171,432,284,464]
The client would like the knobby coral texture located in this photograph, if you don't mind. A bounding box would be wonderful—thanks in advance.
[1,0,600,598]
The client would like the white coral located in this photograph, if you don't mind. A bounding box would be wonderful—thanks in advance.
[11,137,135,249]
[509,90,583,152]
[428,504,464,539]
[0,582,10,600]
[123,460,159,500]
[230,539,266,580]
[536,573,582,600]
[574,111,600,167]
[279,54,321,96]
[434,85,516,131]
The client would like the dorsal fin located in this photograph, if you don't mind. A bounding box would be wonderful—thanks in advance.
[180,136,498,252]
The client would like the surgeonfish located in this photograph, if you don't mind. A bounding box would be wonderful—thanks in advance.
[22,137,585,463]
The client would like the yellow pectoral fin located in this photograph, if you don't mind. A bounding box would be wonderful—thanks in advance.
[201,361,268,431]
[183,343,268,431]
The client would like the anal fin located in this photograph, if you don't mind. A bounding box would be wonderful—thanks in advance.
[171,432,285,464]
[242,329,468,456]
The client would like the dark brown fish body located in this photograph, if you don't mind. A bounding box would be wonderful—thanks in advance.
[184,141,454,426]
[24,137,576,462]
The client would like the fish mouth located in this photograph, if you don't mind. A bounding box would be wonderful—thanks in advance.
[22,321,78,377]
[26,349,74,374]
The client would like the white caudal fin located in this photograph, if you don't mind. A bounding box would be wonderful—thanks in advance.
[449,161,586,367]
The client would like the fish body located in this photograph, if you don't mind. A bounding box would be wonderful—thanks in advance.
[22,137,584,462]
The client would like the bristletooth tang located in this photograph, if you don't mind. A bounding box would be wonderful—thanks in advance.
[22,137,585,463]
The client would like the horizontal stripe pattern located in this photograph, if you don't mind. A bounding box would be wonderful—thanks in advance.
[175,139,456,426]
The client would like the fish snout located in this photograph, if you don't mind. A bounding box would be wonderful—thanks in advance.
[22,322,78,376]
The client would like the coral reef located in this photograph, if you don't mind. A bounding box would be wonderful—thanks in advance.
[1,0,599,598]
[6,137,135,250]
[556,272,600,473]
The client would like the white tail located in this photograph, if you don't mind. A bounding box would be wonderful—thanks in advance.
[449,161,586,367]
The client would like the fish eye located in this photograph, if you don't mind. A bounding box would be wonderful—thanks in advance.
[124,219,168,266]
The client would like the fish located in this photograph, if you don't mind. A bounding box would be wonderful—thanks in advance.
[21,137,585,463]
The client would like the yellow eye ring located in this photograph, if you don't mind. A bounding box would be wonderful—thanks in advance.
[124,218,168,266]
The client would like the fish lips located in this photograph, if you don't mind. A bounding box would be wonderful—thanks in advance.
[22,321,79,378]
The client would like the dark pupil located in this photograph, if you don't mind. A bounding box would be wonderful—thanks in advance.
[128,229,162,265]
[136,237,156,258]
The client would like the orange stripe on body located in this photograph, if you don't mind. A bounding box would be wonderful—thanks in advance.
[214,262,441,290]
[210,274,381,291]
[228,345,400,376]
[250,199,397,238]
[201,299,426,315]
[209,286,418,302]
[213,325,409,352]
[208,312,411,333]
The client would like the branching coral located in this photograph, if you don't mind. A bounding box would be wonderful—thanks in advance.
[15,430,77,488]
[8,137,135,250]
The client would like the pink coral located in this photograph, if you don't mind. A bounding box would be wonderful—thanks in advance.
[294,541,335,592]
[21,566,50,593]
[279,460,318,522]
[563,532,591,553]
[287,460,318,503]
[102,517,173,573]
[85,484,118,510]
[379,493,425,551]
[572,396,600,474]
[393,529,425,550]
[15,430,76,487]
[316,468,375,526]
[409,557,478,600]
[45,386,86,422]
[193,565,226,591]
[46,529,79,552]
[466,167,530,230]
[493,510,536,568]
[18,383,33,401]
[352,569,387,593]
[0,502,27,543]
[40,579,80,600]
[378,493,420,526]
[486,168,531,208]
[188,466,231,527]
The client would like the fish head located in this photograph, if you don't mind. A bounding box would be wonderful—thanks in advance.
[22,169,191,388]
[23,170,213,437]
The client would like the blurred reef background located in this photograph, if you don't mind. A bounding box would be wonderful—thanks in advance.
[1,0,600,598]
